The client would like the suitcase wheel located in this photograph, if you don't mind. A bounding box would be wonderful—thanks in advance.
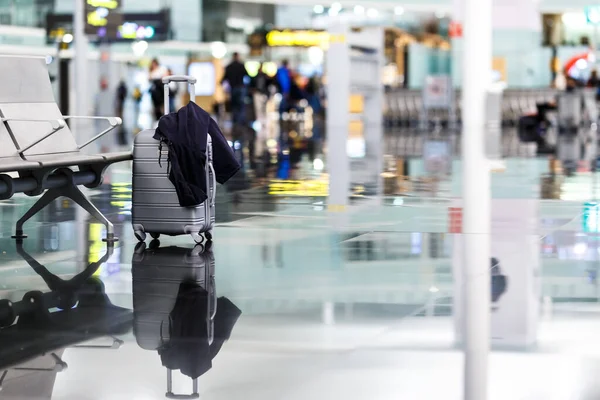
[150,233,161,240]
[205,231,212,241]
[191,232,205,244]
[134,230,147,242]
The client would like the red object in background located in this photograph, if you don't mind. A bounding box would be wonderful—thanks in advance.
[449,21,463,38]
[563,52,593,76]
[578,160,591,173]
[449,207,463,233]
[99,77,108,91]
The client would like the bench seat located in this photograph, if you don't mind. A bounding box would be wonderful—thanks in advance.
[27,153,106,168]
[0,54,133,243]
[0,159,41,172]
[99,151,134,163]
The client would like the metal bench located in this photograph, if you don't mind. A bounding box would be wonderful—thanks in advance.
[0,55,133,243]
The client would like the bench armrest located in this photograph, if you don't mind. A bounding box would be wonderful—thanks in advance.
[1,118,67,154]
[64,116,122,149]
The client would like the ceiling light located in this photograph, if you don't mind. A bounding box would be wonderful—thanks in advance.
[366,8,378,18]
[62,33,74,43]
[329,2,342,16]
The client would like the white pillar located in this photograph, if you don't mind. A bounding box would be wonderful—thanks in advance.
[326,21,350,210]
[322,302,335,325]
[73,0,88,120]
[461,0,492,396]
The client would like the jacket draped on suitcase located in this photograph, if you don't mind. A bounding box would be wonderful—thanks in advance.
[154,102,241,207]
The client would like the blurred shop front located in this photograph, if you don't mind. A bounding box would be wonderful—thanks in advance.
[246,28,327,179]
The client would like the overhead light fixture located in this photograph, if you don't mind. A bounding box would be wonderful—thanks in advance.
[366,8,378,18]
[210,41,227,59]
[354,5,364,14]
[394,6,404,16]
[329,2,342,16]
[131,40,148,57]
[62,33,74,43]
[313,4,324,14]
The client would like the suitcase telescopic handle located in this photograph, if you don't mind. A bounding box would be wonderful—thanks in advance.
[163,75,196,115]
[162,75,197,84]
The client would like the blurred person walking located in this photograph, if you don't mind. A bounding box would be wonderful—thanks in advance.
[166,68,179,112]
[249,63,271,169]
[587,70,600,100]
[587,70,599,88]
[275,59,292,113]
[115,80,128,145]
[222,52,249,126]
[250,63,271,96]
[149,58,167,122]
[306,75,324,158]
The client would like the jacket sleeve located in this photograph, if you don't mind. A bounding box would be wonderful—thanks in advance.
[208,118,241,184]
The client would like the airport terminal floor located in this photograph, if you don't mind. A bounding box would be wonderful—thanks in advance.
[2,156,600,400]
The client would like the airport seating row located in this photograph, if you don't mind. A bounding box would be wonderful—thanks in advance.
[0,55,132,242]
[384,88,558,129]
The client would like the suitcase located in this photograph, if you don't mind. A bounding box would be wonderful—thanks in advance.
[132,75,216,244]
[132,243,215,399]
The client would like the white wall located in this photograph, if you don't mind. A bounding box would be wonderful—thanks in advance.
[275,5,314,29]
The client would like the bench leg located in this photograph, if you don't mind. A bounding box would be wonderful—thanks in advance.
[12,189,58,240]
[12,185,118,244]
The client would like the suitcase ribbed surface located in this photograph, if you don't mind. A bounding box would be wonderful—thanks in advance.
[132,130,215,236]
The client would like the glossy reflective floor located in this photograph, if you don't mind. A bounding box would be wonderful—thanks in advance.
[2,161,600,399]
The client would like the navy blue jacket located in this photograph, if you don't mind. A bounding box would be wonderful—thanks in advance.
[154,102,240,207]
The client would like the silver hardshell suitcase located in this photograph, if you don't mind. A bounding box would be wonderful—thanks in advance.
[132,76,216,244]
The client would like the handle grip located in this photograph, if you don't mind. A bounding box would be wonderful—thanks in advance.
[162,75,197,84]
[163,76,196,115]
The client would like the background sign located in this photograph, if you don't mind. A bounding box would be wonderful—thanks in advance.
[247,29,329,49]
[422,75,452,109]
[46,10,170,43]
[84,0,123,38]
[188,62,216,96]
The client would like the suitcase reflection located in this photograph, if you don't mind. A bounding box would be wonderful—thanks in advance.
[132,243,241,399]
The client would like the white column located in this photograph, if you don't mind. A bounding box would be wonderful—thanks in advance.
[461,0,492,396]
[73,0,88,120]
[326,21,350,210]
[322,302,335,325]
